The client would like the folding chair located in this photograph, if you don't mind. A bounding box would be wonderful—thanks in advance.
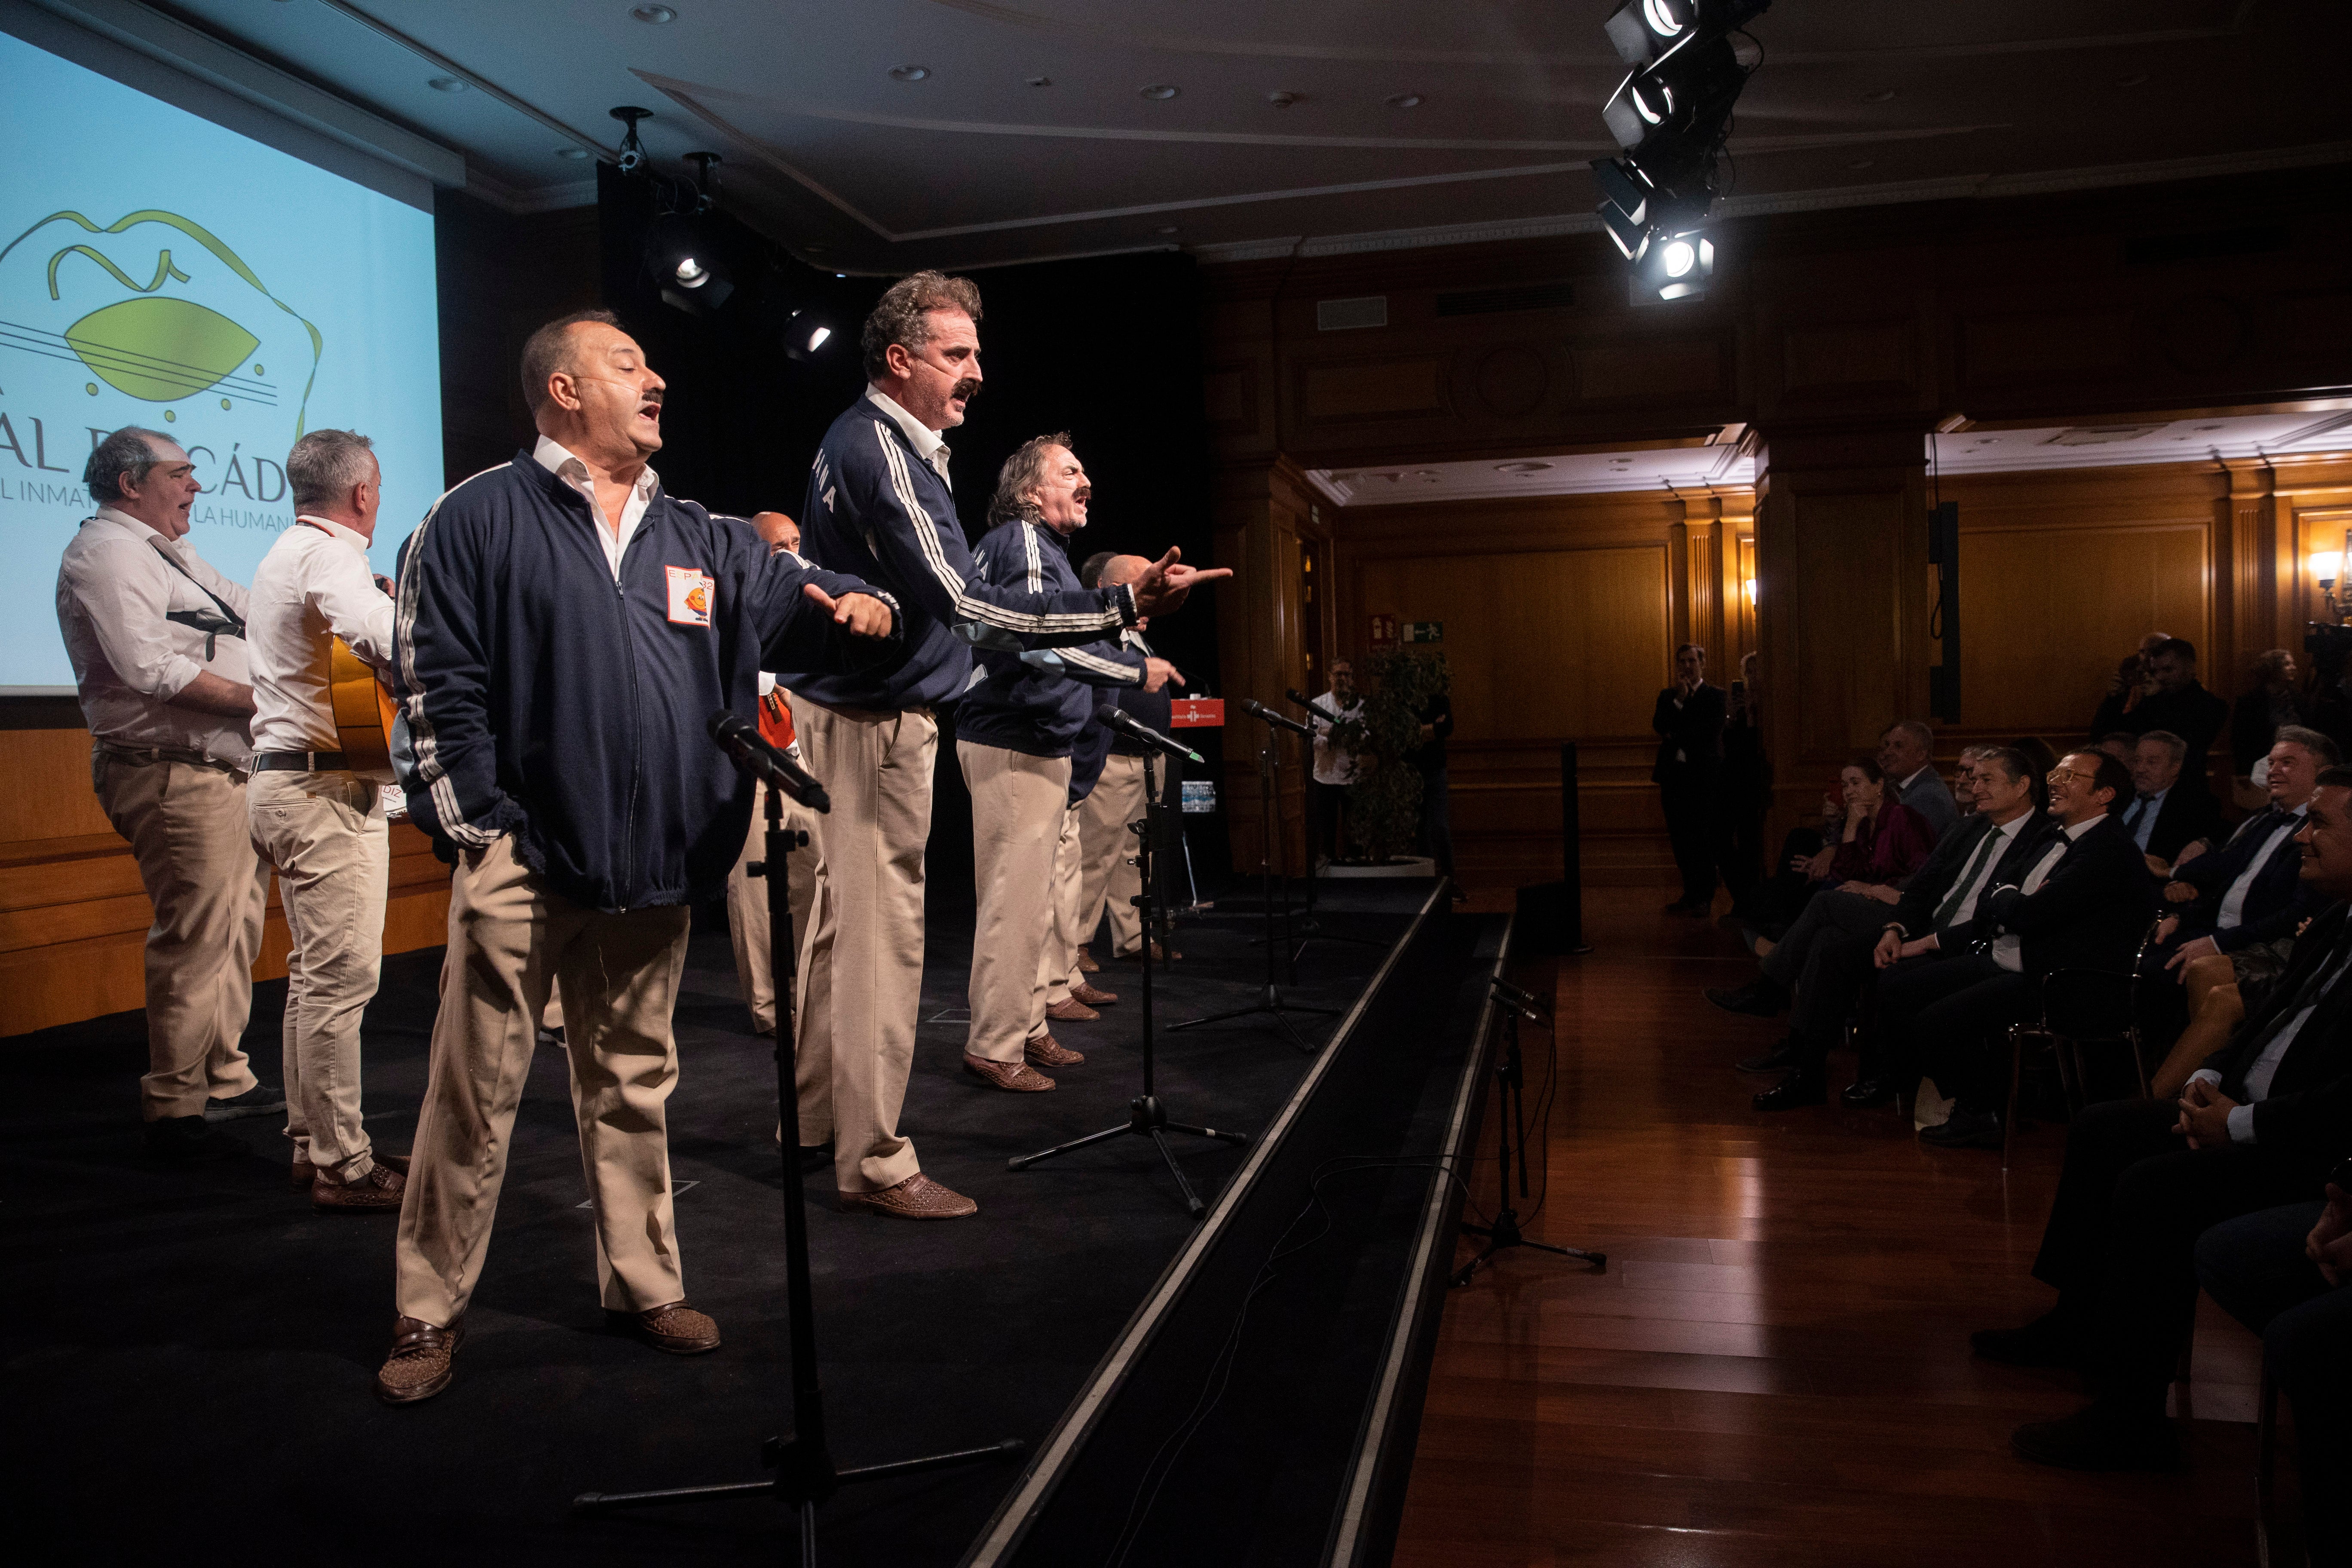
[2001,919,2163,1169]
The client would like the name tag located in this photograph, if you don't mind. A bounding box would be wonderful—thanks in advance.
[665,566,714,628]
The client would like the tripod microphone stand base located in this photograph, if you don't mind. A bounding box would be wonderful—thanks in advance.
[1451,1207,1604,1287]
[1009,1093,1247,1219]
[1170,985,1339,1055]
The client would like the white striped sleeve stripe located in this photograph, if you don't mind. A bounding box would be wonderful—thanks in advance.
[871,422,1118,635]
[392,463,508,848]
[1061,647,1141,683]
[1022,522,1043,594]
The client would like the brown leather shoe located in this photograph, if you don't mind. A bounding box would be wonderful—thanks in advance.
[1072,982,1119,1007]
[839,1172,978,1219]
[964,1054,1055,1092]
[608,1300,721,1355]
[374,1315,463,1405]
[294,1152,408,1191]
[1116,940,1182,963]
[1076,946,1099,974]
[1025,1031,1085,1068]
[312,1161,407,1214]
[1044,996,1099,1022]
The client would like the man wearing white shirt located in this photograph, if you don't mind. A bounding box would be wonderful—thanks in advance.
[246,430,401,1209]
[58,427,277,1161]
[1310,659,1362,864]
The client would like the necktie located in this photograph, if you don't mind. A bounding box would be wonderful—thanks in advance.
[2229,927,2352,1093]
[1931,826,2001,931]
[2125,793,2153,829]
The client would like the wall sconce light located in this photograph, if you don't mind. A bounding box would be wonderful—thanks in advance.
[2312,551,2342,588]
[1741,577,1758,605]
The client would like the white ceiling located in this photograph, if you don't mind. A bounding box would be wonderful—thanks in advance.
[1305,408,2352,506]
[71,0,2352,270]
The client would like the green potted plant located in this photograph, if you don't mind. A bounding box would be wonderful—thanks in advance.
[1332,649,1449,865]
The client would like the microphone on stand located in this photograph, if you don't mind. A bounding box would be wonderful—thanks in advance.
[1284,688,1344,724]
[707,710,831,812]
[1096,704,1204,765]
[1239,698,1313,738]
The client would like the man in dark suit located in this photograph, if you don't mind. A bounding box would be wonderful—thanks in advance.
[1973,764,2352,1472]
[2089,635,2230,766]
[1905,749,2156,1148]
[1752,746,2053,1110]
[1653,643,1728,916]
[2119,729,2222,876]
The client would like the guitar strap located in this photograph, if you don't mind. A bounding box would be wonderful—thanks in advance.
[147,537,246,661]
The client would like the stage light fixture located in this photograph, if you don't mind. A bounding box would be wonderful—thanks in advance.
[1632,228,1714,302]
[610,106,652,175]
[783,308,836,362]
[1604,0,1694,64]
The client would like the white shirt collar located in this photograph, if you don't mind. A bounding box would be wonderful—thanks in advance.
[293,513,370,553]
[2061,816,2102,840]
[532,433,658,501]
[92,504,177,545]
[1898,765,1934,791]
[864,387,949,467]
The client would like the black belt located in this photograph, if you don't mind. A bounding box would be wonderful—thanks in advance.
[253,751,352,773]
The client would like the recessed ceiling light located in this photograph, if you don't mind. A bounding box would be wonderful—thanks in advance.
[1387,93,1424,109]
[1140,83,1180,101]
[1862,89,1896,103]
[2117,73,2150,86]
[630,4,676,21]
[1847,159,1874,170]
[1027,75,1051,87]
[427,76,466,93]
[1495,461,1553,475]
[555,147,589,160]
[890,64,930,82]
[1155,225,1179,235]
[1267,90,1302,108]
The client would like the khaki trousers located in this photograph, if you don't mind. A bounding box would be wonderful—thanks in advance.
[1079,752,1149,958]
[95,754,270,1121]
[394,835,692,1325]
[725,793,821,1035]
[789,697,933,1194]
[1039,803,1086,1011]
[959,742,1072,1064]
[248,770,387,1183]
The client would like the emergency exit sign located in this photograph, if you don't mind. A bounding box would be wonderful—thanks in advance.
[1400,622,1443,644]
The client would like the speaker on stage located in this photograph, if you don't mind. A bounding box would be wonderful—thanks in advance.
[1513,741,1588,955]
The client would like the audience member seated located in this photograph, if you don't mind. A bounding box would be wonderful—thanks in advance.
[2144,729,2340,1040]
[2089,635,2230,766]
[1970,766,2352,1473]
[1707,755,1943,1020]
[2119,729,2223,878]
[1748,747,2050,1110]
[1877,720,1959,843]
[2194,1187,2352,1568]
[2233,647,2306,789]
[1949,743,1994,818]
[1903,749,2154,1149]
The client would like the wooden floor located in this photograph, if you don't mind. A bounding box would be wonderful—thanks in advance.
[1393,886,2266,1568]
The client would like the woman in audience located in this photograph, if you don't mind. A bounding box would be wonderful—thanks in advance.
[1822,756,1936,890]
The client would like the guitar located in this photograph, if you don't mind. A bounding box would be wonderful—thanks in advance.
[327,636,399,781]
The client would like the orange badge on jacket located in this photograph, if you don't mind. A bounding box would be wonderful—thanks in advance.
[666,565,715,627]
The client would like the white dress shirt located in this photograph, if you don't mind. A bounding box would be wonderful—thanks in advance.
[1990,817,2101,972]
[1311,688,1363,785]
[247,515,396,756]
[865,388,952,485]
[2217,804,2306,930]
[55,506,254,765]
[533,435,657,580]
[1934,813,2028,936]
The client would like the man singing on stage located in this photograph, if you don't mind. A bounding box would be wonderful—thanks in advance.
[784,270,1227,1220]
[377,310,900,1405]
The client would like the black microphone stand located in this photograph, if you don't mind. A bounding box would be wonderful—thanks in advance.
[1452,983,1604,1286]
[1011,749,1248,1216]
[575,760,1022,1558]
[1173,704,1339,1054]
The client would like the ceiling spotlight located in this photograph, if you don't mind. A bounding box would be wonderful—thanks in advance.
[674,256,710,288]
[1633,228,1714,302]
[1140,83,1180,100]
[890,64,931,81]
[783,310,837,362]
[630,3,677,21]
[1603,0,1694,64]
[555,146,590,161]
[427,76,466,93]
[1386,92,1424,108]
[1267,90,1302,108]
[610,106,652,175]
[1155,225,1179,235]
[1028,75,1052,87]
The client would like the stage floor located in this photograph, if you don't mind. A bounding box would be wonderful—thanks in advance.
[3,885,1427,1565]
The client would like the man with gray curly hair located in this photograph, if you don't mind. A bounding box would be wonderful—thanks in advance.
[57,426,278,1162]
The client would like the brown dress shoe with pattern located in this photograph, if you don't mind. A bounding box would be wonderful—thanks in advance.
[1076,946,1100,974]
[839,1172,978,1219]
[374,1315,464,1405]
[1045,996,1099,1023]
[1072,981,1119,1007]
[312,1160,407,1214]
[608,1300,722,1355]
[1025,1031,1085,1068]
[964,1054,1056,1091]
[294,1152,408,1191]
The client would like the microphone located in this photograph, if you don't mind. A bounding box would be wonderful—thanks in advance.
[707,710,831,813]
[1096,703,1203,764]
[1239,698,1312,738]
[1284,687,1344,723]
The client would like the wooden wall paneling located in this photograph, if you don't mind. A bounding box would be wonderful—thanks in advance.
[1210,460,1315,874]
[2221,456,2277,688]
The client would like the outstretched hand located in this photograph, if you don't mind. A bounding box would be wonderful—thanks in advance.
[1130,547,1233,618]
[802,582,894,638]
[1142,657,1185,694]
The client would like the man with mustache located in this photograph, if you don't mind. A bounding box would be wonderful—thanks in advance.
[377,311,900,1404]
[783,271,1228,1219]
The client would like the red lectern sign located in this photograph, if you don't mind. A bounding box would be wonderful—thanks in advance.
[1169,698,1225,728]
